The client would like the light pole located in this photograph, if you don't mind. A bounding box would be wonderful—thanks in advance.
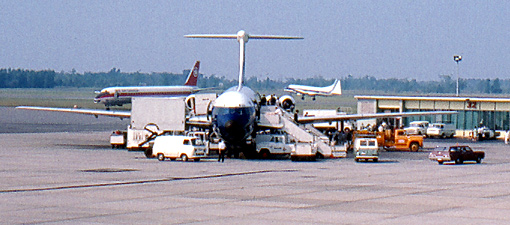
[454,55,462,96]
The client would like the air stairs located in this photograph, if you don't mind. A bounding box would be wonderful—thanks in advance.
[258,105,347,158]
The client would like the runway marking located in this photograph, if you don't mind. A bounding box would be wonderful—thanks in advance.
[0,169,297,193]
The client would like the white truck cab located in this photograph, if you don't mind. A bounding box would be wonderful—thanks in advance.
[255,133,295,158]
[354,138,379,162]
[152,135,208,162]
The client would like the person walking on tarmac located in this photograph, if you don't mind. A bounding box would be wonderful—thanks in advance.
[218,140,226,162]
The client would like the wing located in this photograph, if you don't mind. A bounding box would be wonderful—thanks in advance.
[298,111,457,123]
[16,106,131,119]
[17,106,214,128]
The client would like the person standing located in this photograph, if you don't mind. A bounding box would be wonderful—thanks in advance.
[218,140,226,162]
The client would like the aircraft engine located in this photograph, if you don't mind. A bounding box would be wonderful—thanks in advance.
[278,95,295,111]
[185,94,196,111]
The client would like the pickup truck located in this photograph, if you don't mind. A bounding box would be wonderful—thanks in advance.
[429,145,485,165]
[255,133,295,158]
[427,123,455,138]
[404,121,429,135]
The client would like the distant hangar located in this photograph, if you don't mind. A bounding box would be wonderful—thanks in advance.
[355,95,510,137]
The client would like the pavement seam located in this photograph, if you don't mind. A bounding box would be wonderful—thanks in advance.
[0,169,298,194]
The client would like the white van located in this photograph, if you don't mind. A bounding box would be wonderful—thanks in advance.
[354,138,379,162]
[427,123,455,138]
[152,135,208,162]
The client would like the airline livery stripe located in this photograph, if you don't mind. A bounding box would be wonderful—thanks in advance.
[95,91,195,99]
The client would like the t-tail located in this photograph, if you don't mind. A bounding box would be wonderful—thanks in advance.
[184,61,200,86]
[185,30,302,91]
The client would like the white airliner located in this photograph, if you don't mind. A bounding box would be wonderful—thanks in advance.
[285,79,342,100]
[17,30,456,156]
[93,61,201,109]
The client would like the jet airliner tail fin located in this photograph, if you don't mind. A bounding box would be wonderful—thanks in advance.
[184,61,200,86]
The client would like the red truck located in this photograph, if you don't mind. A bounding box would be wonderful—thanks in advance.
[429,145,485,165]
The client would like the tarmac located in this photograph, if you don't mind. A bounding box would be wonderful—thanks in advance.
[2,107,510,224]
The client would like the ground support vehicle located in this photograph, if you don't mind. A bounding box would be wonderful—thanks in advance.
[429,145,484,165]
[471,126,498,141]
[404,121,429,135]
[354,129,423,152]
[427,123,455,138]
[330,143,348,158]
[151,135,208,162]
[110,130,127,148]
[291,142,317,161]
[354,138,379,162]
[127,97,187,150]
[255,133,295,158]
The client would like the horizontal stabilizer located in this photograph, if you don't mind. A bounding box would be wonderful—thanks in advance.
[16,106,131,118]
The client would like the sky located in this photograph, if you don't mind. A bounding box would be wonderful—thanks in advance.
[0,0,508,81]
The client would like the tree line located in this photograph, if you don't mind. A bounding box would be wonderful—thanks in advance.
[0,68,508,94]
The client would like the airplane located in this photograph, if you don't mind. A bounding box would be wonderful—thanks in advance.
[184,30,304,151]
[17,30,456,157]
[285,79,342,100]
[93,61,201,109]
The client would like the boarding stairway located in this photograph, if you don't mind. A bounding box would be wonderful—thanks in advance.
[259,105,347,158]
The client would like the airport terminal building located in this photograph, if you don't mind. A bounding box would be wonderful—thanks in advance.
[355,95,510,137]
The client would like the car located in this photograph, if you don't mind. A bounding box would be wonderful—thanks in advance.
[429,145,484,165]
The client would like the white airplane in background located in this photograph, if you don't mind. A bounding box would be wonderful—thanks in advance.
[17,30,457,156]
[285,79,342,100]
[94,61,201,109]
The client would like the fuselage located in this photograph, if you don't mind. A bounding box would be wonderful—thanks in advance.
[94,86,199,107]
[211,86,258,144]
